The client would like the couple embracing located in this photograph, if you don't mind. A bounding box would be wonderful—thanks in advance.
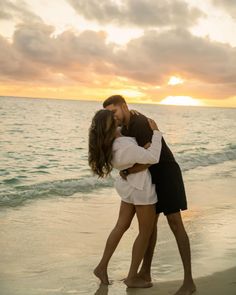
[88,95,196,295]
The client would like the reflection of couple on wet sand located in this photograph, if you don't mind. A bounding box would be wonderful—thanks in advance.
[89,95,196,295]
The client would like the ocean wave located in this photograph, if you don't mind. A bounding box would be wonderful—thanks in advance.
[177,144,236,171]
[1,146,235,208]
[0,176,115,208]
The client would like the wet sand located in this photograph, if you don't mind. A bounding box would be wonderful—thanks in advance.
[0,174,236,295]
[94,267,236,295]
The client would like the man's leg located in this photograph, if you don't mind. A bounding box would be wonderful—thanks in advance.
[94,201,135,284]
[137,214,160,282]
[167,211,196,295]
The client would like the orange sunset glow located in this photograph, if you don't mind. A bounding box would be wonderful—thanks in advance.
[159,96,202,106]
[0,0,235,107]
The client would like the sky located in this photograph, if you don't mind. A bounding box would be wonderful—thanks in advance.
[0,0,236,107]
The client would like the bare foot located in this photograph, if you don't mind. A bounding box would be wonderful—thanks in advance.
[94,284,108,295]
[174,282,196,295]
[93,266,109,285]
[124,277,153,288]
[137,271,152,282]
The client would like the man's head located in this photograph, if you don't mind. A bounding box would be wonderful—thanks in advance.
[103,95,129,126]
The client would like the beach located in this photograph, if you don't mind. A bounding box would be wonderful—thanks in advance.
[1,173,236,295]
[1,97,236,294]
[96,267,236,295]
[1,0,236,291]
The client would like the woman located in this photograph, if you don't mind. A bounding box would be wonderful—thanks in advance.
[88,109,162,288]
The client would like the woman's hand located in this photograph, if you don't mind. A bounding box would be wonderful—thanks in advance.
[148,118,159,131]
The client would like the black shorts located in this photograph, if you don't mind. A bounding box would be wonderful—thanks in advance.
[149,162,187,216]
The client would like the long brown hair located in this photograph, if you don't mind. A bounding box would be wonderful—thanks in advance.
[88,109,117,178]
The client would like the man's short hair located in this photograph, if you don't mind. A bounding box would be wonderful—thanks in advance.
[103,95,126,108]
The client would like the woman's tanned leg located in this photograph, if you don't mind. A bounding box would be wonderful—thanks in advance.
[94,201,135,284]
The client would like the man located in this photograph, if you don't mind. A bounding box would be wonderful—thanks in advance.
[103,95,196,295]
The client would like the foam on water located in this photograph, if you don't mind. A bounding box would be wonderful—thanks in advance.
[0,176,115,207]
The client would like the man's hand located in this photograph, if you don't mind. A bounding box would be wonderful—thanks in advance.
[147,118,159,131]
[144,142,151,149]
[130,109,140,116]
[120,164,151,180]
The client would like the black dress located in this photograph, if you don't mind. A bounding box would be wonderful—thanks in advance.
[121,112,187,215]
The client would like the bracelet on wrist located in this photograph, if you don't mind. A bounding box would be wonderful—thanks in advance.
[122,169,129,176]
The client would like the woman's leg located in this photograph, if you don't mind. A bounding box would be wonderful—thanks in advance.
[94,201,135,284]
[125,204,156,288]
[138,214,160,282]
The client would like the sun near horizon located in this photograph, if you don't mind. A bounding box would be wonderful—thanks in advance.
[0,73,235,108]
[158,76,203,106]
[0,1,236,109]
[159,96,203,107]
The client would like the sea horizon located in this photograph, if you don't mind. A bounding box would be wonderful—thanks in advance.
[1,95,236,109]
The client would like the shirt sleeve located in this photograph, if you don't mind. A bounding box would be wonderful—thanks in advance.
[118,130,162,167]
[132,114,153,147]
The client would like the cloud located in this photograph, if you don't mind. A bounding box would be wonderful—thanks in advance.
[13,22,114,68]
[0,21,115,84]
[109,28,236,100]
[0,0,41,22]
[0,34,44,80]
[113,29,236,85]
[212,0,236,18]
[0,22,235,101]
[67,0,205,28]
[0,0,15,19]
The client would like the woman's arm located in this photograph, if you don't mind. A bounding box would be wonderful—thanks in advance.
[118,130,162,169]
[120,142,151,175]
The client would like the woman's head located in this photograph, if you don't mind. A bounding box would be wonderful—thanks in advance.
[88,109,117,178]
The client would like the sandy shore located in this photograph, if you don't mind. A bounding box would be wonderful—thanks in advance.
[0,174,236,295]
[93,267,236,295]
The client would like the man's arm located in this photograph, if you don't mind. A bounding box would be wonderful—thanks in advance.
[120,116,160,179]
[129,163,151,173]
